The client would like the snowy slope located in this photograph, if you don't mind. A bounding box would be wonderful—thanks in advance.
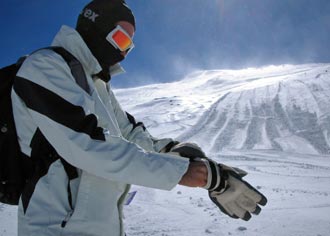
[1,64,330,236]
[179,65,330,155]
[117,63,330,155]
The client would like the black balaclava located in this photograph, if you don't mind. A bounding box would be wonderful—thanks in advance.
[76,0,135,82]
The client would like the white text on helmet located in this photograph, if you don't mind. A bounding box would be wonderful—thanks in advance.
[82,8,99,22]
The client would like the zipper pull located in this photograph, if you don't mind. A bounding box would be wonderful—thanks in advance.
[61,210,74,228]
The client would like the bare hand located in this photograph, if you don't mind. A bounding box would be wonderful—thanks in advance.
[179,161,208,187]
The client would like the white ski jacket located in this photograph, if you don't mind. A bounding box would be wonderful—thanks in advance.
[12,25,189,236]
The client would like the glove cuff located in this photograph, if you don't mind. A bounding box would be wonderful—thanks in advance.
[202,159,222,191]
[169,142,206,159]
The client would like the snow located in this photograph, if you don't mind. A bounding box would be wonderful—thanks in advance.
[1,64,330,235]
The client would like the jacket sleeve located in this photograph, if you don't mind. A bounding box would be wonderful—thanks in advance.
[13,50,189,190]
[107,88,177,152]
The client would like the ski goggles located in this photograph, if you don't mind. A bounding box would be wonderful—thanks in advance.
[106,25,134,54]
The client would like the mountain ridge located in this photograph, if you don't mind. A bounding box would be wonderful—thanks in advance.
[115,63,330,155]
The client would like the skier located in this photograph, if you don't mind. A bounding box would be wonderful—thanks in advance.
[12,0,266,235]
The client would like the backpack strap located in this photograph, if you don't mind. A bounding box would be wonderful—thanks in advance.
[40,46,88,181]
[49,46,90,94]
[45,47,87,178]
[45,47,88,216]
[18,46,90,94]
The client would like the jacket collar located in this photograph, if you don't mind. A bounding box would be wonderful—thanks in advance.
[51,25,125,78]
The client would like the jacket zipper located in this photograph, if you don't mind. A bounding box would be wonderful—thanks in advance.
[61,178,75,228]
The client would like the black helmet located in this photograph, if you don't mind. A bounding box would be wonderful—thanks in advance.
[76,0,135,81]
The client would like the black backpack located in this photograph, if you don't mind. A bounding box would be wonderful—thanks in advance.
[0,47,89,205]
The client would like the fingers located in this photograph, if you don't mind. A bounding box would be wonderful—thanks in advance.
[208,192,239,219]
[252,205,262,215]
[236,194,258,213]
[238,178,268,206]
[210,190,253,221]
[258,194,268,206]
[235,194,263,216]
[209,171,267,221]
[228,174,267,207]
[226,202,251,221]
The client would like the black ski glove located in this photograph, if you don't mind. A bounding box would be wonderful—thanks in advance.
[202,160,267,221]
[169,142,206,159]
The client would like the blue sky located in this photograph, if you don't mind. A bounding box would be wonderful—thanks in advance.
[1,0,330,88]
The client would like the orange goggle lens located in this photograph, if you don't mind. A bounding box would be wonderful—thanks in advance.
[112,30,133,51]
